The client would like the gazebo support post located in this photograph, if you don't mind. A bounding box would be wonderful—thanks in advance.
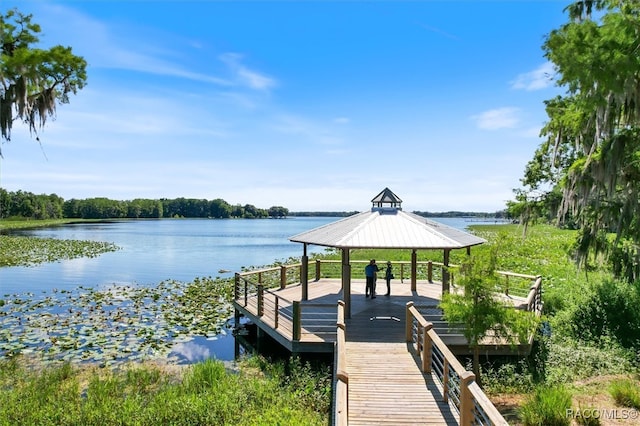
[442,249,451,296]
[342,248,351,319]
[301,243,309,301]
[411,249,417,291]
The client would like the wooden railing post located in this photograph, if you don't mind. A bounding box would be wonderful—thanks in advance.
[400,262,405,283]
[257,284,264,317]
[459,371,476,426]
[244,278,248,307]
[234,273,240,300]
[274,297,279,329]
[301,258,308,301]
[411,250,417,291]
[405,302,414,342]
[315,259,321,281]
[335,300,348,426]
[258,271,263,285]
[293,301,301,341]
[427,261,433,282]
[280,265,287,289]
[422,323,433,373]
[505,274,510,296]
[299,263,303,285]
[443,359,450,403]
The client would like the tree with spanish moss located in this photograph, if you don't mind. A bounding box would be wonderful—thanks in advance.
[1,8,87,155]
[514,1,640,281]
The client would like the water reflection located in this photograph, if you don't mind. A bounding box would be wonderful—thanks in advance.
[171,340,212,363]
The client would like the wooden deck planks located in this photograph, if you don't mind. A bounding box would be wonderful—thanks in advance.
[345,341,459,425]
[236,278,531,352]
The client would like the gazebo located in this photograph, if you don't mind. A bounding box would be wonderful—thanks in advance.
[289,188,486,318]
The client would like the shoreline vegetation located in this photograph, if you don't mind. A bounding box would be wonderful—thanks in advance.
[0,188,507,221]
[1,220,639,424]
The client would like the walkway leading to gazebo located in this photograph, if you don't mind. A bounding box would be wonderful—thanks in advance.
[234,261,541,425]
[340,297,460,425]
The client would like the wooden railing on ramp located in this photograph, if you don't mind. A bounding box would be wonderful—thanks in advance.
[405,301,509,426]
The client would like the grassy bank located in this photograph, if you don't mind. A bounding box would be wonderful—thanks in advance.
[0,356,331,426]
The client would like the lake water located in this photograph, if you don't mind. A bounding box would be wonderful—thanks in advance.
[0,216,501,364]
[1,217,341,294]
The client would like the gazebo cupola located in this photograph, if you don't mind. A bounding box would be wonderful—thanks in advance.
[371,187,402,213]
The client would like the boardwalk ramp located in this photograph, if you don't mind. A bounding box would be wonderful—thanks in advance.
[344,302,458,425]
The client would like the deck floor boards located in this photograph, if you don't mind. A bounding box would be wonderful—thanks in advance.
[234,277,530,424]
[236,278,531,351]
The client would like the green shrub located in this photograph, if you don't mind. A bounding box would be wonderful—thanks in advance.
[520,385,572,426]
[482,359,536,394]
[544,336,635,384]
[609,378,640,409]
[569,278,640,349]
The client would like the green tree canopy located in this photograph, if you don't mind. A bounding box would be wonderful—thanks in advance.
[439,242,536,384]
[1,8,87,153]
[514,0,640,280]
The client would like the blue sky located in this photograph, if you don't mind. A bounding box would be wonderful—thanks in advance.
[1,1,568,212]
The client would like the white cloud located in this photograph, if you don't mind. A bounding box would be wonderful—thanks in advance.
[511,62,556,91]
[471,107,520,130]
[37,4,231,86]
[219,53,276,91]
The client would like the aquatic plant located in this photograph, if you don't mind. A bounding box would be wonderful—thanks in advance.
[0,235,119,267]
[0,277,235,367]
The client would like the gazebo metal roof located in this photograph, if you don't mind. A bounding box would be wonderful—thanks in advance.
[289,196,486,249]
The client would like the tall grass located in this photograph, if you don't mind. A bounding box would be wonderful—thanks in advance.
[609,378,640,409]
[0,356,331,426]
[519,385,572,426]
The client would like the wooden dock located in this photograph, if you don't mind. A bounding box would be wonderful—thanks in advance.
[234,277,538,356]
[233,263,540,425]
[342,288,458,423]
[346,341,460,425]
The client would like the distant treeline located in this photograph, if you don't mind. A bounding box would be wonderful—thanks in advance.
[0,189,508,221]
[289,211,359,217]
[413,210,508,219]
[0,189,289,220]
[290,210,508,218]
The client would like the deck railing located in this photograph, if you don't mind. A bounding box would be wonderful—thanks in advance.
[311,259,449,283]
[237,259,541,298]
[235,273,337,341]
[235,263,542,342]
[406,301,509,426]
[333,300,348,426]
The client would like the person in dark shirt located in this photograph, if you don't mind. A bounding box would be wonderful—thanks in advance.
[364,259,381,298]
[384,261,394,296]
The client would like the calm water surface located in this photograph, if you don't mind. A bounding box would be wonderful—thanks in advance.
[1,217,339,294]
[0,216,499,363]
